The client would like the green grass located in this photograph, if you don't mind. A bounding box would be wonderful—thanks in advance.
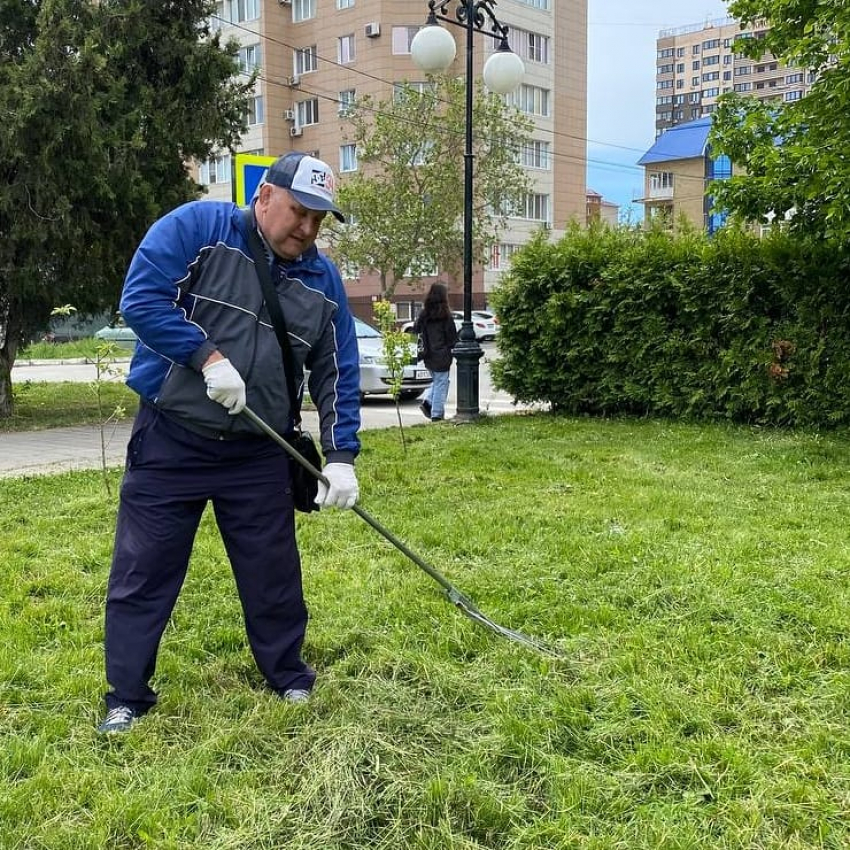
[2,380,138,432]
[18,339,103,360]
[1,414,849,848]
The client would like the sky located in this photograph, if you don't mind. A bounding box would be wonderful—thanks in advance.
[586,0,730,220]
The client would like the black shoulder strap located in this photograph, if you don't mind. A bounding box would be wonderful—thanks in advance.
[241,208,302,426]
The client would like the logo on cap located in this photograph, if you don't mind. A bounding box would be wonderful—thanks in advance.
[310,169,335,195]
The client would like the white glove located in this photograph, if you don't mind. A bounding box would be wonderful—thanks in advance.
[202,358,246,415]
[315,462,359,510]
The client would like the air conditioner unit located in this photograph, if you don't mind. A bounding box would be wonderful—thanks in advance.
[286,75,300,87]
[365,22,381,38]
[279,0,291,5]
[290,126,303,137]
[284,108,296,121]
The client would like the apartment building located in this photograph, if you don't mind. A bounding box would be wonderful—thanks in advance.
[655,15,815,137]
[199,0,587,319]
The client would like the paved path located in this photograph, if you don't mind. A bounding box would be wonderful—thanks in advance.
[2,356,533,479]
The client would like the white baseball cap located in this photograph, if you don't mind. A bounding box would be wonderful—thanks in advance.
[262,152,345,222]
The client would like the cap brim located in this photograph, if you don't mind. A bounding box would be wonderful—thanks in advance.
[288,188,346,223]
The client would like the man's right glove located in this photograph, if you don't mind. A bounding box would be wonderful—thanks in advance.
[202,358,246,414]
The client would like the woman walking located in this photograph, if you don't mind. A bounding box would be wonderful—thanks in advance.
[414,282,458,422]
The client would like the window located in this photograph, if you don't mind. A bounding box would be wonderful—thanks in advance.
[292,0,316,22]
[785,72,804,85]
[676,79,684,89]
[232,0,259,22]
[339,144,358,172]
[336,0,354,7]
[692,60,700,70]
[514,193,550,222]
[237,43,261,75]
[515,0,550,9]
[508,28,550,64]
[295,46,318,75]
[658,79,673,90]
[296,98,319,126]
[208,1,225,31]
[392,26,419,55]
[658,47,674,59]
[785,89,803,102]
[735,65,752,76]
[703,54,720,66]
[489,243,521,271]
[338,88,356,115]
[691,77,699,87]
[199,153,232,186]
[395,301,424,322]
[245,96,263,126]
[734,82,752,92]
[702,38,720,50]
[650,171,674,191]
[338,34,355,64]
[520,140,550,170]
[702,87,720,98]
[393,81,433,99]
[507,84,550,117]
[701,71,720,82]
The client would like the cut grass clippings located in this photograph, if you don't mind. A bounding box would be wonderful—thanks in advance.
[1,413,848,848]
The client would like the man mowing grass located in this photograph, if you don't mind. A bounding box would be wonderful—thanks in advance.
[98,153,361,733]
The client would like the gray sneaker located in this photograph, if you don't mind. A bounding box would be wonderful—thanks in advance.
[98,705,138,734]
[281,688,311,704]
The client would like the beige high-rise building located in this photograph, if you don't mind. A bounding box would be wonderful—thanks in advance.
[655,15,814,138]
[199,0,587,320]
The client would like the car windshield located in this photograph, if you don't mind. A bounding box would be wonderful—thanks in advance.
[353,317,383,339]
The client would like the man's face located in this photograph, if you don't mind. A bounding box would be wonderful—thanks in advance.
[255,184,327,259]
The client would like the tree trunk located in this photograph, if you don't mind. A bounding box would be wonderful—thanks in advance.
[0,293,19,418]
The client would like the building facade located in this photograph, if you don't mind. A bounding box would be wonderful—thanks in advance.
[199,0,587,321]
[655,15,815,138]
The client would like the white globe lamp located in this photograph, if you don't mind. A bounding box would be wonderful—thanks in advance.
[410,24,457,73]
[482,46,525,94]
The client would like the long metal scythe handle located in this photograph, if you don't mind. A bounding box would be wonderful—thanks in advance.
[241,406,561,658]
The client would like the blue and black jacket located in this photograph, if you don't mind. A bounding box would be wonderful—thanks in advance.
[119,200,361,463]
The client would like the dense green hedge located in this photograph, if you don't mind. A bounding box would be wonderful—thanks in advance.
[490,225,850,427]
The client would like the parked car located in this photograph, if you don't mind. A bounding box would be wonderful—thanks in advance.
[94,315,138,349]
[401,311,499,342]
[94,314,427,400]
[471,310,500,338]
[451,311,498,341]
[354,316,432,400]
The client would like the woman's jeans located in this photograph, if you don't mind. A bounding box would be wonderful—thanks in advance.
[425,369,451,419]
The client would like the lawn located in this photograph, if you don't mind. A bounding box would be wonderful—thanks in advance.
[1,413,848,848]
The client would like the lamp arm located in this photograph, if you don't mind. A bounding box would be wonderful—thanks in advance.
[427,0,511,43]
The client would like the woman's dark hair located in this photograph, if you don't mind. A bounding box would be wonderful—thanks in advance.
[421,281,452,321]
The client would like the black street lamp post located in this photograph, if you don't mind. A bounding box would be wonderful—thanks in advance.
[411,1,524,422]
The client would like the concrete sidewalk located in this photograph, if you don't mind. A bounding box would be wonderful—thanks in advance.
[3,352,536,478]
[0,397,532,479]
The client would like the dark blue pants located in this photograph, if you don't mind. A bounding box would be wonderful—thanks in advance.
[104,404,315,714]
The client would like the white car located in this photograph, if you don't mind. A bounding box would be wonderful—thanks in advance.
[354,317,432,400]
[401,311,499,342]
[451,311,499,341]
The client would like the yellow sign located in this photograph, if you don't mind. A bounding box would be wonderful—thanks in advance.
[233,153,277,206]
